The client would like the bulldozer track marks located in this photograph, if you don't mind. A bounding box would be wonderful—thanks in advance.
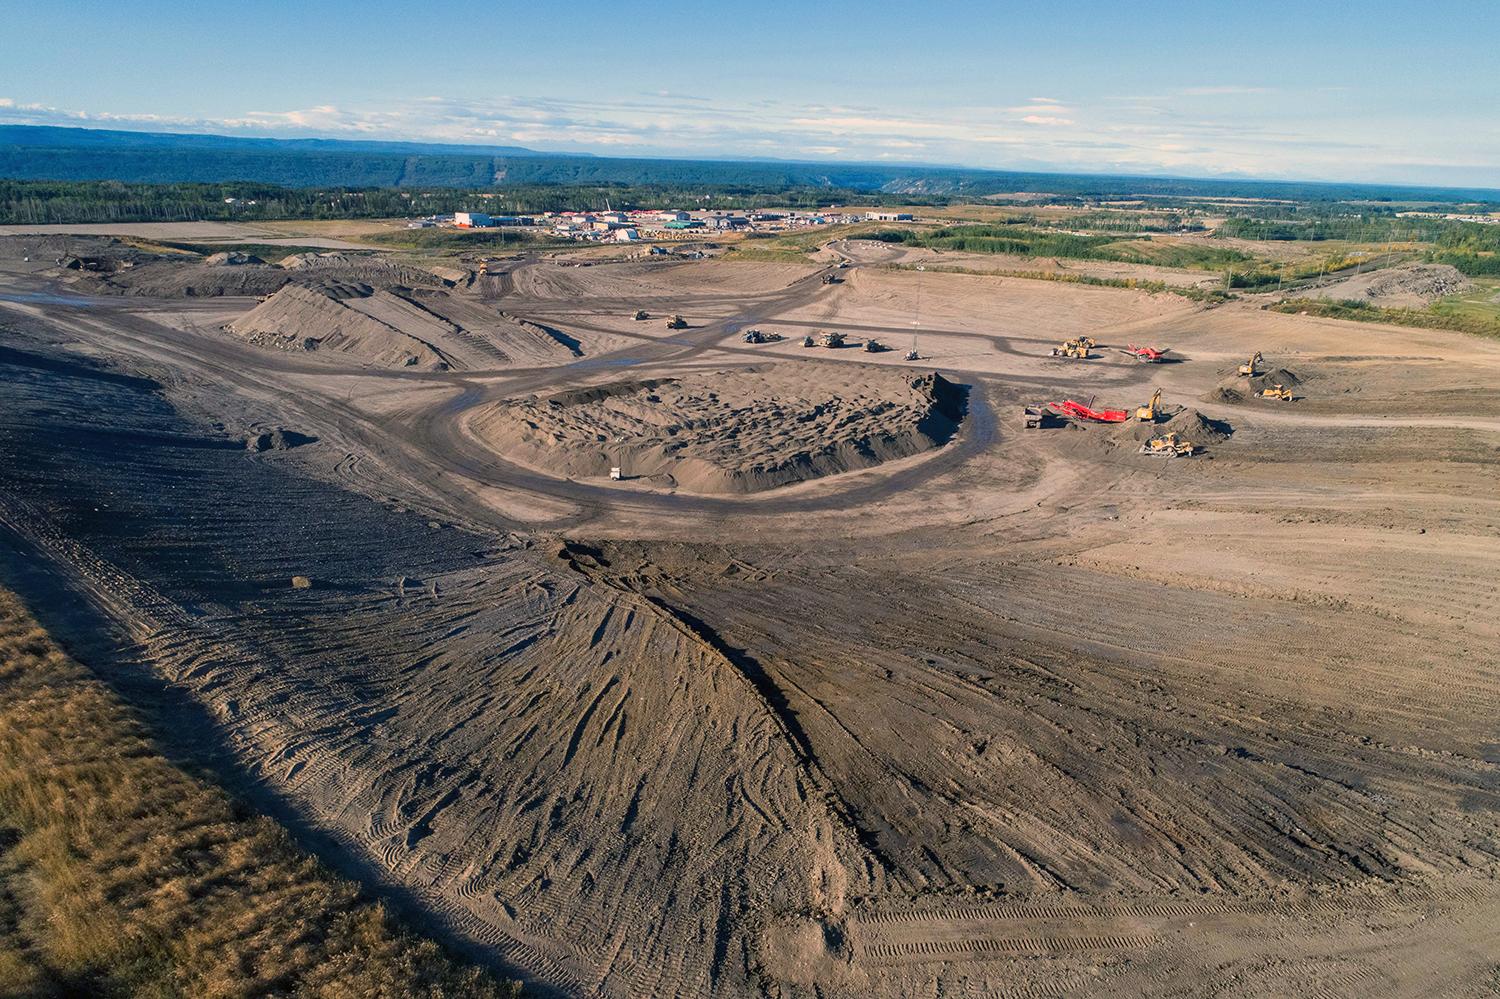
[862,933,1157,962]
[854,897,1240,927]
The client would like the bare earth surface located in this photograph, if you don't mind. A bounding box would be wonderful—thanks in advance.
[2,234,1499,998]
[473,367,966,494]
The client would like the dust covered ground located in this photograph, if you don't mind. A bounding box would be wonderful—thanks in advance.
[472,367,966,494]
[2,230,1500,998]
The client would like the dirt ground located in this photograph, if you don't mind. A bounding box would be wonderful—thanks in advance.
[2,234,1499,998]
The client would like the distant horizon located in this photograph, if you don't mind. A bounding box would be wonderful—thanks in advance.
[4,122,1499,200]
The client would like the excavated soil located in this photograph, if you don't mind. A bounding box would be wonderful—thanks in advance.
[472,368,966,493]
[1312,263,1473,308]
[77,251,451,299]
[227,284,454,370]
[1111,407,1231,445]
[4,234,1500,999]
[220,281,583,371]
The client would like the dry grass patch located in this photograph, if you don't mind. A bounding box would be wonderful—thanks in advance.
[0,588,521,999]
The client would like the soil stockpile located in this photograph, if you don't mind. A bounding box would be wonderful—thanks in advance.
[1313,263,1473,308]
[79,251,448,299]
[1208,365,1302,403]
[226,284,452,370]
[1113,407,1231,444]
[204,251,264,266]
[473,367,966,493]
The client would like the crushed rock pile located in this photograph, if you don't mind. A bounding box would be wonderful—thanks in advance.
[1209,365,1301,404]
[1114,407,1232,444]
[226,284,452,370]
[1249,367,1300,391]
[204,251,264,266]
[1313,263,1473,308]
[474,368,968,494]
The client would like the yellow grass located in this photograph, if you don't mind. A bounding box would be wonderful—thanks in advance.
[0,588,520,999]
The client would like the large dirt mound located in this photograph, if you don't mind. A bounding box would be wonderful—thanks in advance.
[1312,263,1473,308]
[474,367,967,493]
[1208,364,1301,404]
[226,284,452,370]
[204,251,264,266]
[1114,407,1232,444]
[1250,367,1300,390]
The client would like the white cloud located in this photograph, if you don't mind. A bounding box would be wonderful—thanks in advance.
[0,91,1495,188]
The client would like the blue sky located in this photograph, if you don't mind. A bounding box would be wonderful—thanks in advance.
[3,0,1495,186]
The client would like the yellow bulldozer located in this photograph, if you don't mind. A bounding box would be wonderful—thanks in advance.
[1139,431,1197,458]
[1136,388,1162,422]
[1238,351,1263,377]
[1256,383,1294,401]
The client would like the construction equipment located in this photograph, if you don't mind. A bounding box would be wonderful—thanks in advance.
[801,334,816,348]
[665,315,687,329]
[1048,399,1129,423]
[1238,351,1263,377]
[821,273,841,285]
[632,309,649,320]
[1256,383,1294,401]
[1139,432,1196,457]
[1136,388,1163,422]
[904,347,920,361]
[742,329,765,344]
[1123,343,1170,362]
[864,338,888,353]
[820,330,846,348]
[1051,336,1095,359]
[1022,405,1063,429]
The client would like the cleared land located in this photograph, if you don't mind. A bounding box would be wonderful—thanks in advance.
[2,226,1499,998]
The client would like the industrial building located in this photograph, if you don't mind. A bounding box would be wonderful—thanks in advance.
[454,212,495,228]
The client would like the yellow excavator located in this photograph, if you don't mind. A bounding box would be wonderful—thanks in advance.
[1256,383,1294,401]
[1238,351,1263,377]
[1139,431,1197,457]
[1136,388,1162,422]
